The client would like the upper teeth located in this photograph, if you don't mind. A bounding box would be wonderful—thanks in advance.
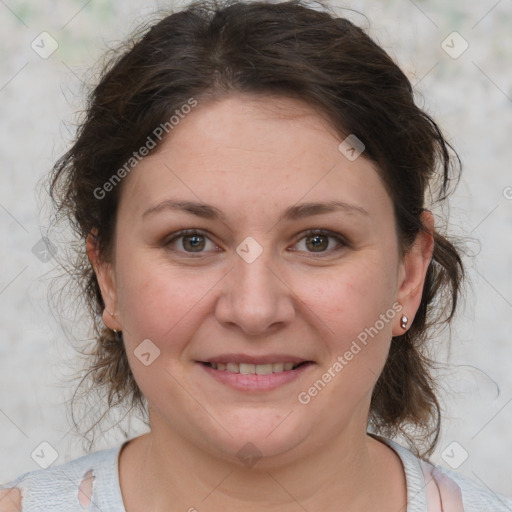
[209,362,297,374]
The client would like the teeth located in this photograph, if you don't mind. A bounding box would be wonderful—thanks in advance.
[226,362,239,373]
[239,363,255,374]
[273,362,284,372]
[208,362,302,374]
[256,364,273,375]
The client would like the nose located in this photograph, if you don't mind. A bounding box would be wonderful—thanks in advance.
[214,246,296,336]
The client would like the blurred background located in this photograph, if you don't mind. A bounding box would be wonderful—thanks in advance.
[1,0,511,499]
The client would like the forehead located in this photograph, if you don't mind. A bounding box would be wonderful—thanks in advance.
[118,94,393,223]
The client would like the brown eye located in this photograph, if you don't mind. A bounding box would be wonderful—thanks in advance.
[292,229,347,256]
[165,229,217,254]
[305,234,329,252]
[181,234,206,252]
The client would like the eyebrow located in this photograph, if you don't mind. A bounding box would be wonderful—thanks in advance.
[142,199,369,221]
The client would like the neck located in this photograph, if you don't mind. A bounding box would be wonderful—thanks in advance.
[118,423,402,511]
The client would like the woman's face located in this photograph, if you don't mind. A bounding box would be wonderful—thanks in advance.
[92,94,432,465]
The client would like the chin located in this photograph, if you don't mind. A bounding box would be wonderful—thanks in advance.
[204,415,308,467]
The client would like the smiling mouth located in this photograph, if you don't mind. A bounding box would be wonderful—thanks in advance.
[200,361,312,375]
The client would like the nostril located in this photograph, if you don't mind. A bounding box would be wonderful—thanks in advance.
[78,469,95,509]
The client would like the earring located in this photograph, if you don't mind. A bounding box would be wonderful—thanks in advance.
[400,314,409,330]
[106,310,121,337]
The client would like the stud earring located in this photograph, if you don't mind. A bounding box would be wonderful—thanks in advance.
[400,314,409,330]
[106,310,121,336]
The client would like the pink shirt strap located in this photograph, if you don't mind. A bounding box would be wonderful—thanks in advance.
[419,459,465,511]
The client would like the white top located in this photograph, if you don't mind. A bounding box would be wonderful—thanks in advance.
[1,435,511,511]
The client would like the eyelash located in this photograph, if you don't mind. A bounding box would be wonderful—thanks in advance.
[164,228,348,257]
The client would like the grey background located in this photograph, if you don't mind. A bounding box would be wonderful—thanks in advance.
[1,0,511,500]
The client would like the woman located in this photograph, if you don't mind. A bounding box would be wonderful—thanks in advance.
[1,0,510,510]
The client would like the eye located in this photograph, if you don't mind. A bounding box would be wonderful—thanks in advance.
[165,229,219,254]
[291,229,347,256]
[164,228,348,257]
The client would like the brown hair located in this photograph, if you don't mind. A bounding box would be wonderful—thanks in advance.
[49,0,466,458]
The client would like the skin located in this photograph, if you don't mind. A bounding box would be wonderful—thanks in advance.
[86,93,434,511]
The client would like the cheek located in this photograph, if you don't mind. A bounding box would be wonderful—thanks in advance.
[309,258,398,393]
[116,260,178,339]
[314,258,397,335]
[113,252,209,401]
[114,249,222,348]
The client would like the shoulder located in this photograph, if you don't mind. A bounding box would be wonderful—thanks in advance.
[0,443,123,510]
[373,434,512,511]
[0,489,22,512]
[432,464,512,511]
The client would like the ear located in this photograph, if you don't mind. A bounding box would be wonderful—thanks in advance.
[86,229,122,332]
[392,210,435,336]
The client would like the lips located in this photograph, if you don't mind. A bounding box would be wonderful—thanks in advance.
[197,357,315,391]
[196,353,315,393]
